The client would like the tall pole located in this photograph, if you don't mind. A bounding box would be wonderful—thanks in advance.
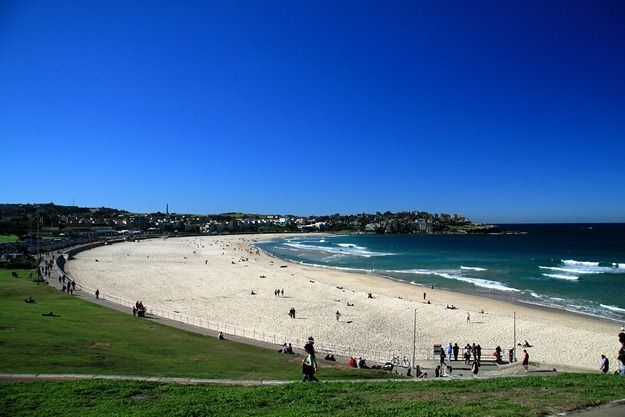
[36,212,40,258]
[513,311,516,362]
[412,308,416,375]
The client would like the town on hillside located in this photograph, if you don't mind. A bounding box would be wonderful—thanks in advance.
[0,203,499,261]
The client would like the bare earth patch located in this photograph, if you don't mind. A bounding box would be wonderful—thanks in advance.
[87,342,111,350]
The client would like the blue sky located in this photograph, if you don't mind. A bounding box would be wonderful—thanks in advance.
[1,1,624,223]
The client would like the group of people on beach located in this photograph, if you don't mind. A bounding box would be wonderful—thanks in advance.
[278,343,294,354]
[347,356,368,368]
[441,342,484,365]
[132,300,146,317]
[274,289,284,297]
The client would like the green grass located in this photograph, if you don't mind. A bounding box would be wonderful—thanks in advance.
[0,270,389,380]
[1,373,625,416]
[0,235,19,243]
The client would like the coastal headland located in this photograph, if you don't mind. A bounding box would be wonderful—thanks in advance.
[67,234,618,370]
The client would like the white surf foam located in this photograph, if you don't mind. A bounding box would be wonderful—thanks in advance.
[460,266,487,271]
[283,242,394,257]
[557,259,625,274]
[562,259,599,267]
[539,266,591,274]
[451,276,520,292]
[337,243,367,250]
[388,269,519,292]
[600,304,625,314]
[541,273,579,281]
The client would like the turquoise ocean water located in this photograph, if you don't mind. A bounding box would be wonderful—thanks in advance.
[254,224,625,321]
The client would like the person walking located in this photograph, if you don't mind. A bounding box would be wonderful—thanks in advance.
[439,349,447,367]
[302,337,318,382]
[336,311,341,321]
[618,332,625,376]
[95,289,99,299]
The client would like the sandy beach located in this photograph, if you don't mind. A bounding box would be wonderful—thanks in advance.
[66,234,620,370]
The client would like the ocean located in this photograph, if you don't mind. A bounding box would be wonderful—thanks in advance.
[254,224,625,321]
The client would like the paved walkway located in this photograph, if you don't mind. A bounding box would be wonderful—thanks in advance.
[0,373,292,386]
[559,400,625,417]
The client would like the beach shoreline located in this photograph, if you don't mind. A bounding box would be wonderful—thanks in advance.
[253,234,623,328]
[67,233,620,370]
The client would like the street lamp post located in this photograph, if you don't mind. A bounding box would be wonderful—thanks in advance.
[412,308,416,375]
[513,311,517,362]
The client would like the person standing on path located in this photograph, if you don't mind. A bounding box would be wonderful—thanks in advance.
[471,360,479,376]
[522,349,529,371]
[446,342,453,361]
[95,289,99,299]
[452,343,459,361]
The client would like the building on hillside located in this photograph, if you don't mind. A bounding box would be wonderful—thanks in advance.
[129,216,149,231]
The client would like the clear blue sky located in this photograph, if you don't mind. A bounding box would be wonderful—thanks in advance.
[1,1,624,223]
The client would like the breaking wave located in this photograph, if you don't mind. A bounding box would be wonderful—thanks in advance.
[283,241,395,258]
[600,304,625,314]
[538,260,625,279]
[562,259,599,267]
[388,268,519,292]
[541,273,579,281]
[460,266,487,271]
[560,259,625,273]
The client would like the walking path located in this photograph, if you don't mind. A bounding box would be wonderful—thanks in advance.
[0,373,292,386]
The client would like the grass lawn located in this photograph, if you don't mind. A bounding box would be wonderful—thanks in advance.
[1,373,625,416]
[0,269,389,380]
[0,235,19,243]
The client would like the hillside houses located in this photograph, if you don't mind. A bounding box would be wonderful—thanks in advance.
[0,204,498,243]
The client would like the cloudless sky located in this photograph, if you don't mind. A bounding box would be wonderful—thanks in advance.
[1,0,624,222]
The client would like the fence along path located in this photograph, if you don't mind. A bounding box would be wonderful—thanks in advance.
[57,253,435,366]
